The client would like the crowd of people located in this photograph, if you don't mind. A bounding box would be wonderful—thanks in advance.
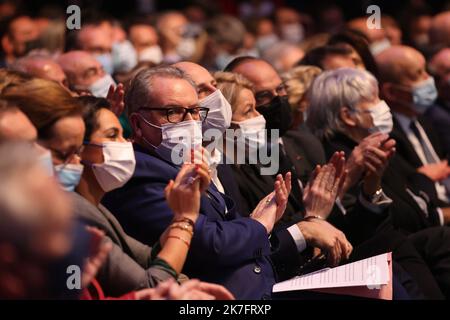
[1,0,450,300]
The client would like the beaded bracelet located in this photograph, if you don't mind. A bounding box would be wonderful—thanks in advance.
[166,235,190,248]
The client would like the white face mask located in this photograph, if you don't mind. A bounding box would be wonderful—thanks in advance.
[281,23,304,43]
[227,115,267,158]
[368,100,394,134]
[89,141,136,192]
[89,74,117,98]
[369,38,391,56]
[138,45,163,64]
[177,37,196,59]
[256,33,279,52]
[412,77,438,114]
[140,116,203,165]
[112,40,138,73]
[200,89,232,135]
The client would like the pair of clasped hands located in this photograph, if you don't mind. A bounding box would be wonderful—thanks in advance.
[167,132,396,268]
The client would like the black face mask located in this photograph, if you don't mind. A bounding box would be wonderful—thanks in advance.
[256,95,292,137]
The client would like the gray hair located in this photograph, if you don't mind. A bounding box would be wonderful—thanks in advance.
[125,65,197,116]
[306,67,379,140]
[0,143,43,248]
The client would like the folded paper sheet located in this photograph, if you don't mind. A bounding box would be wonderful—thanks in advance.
[273,252,392,300]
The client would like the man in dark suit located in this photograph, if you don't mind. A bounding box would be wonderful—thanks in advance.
[376,45,450,209]
[427,48,450,157]
[102,65,354,299]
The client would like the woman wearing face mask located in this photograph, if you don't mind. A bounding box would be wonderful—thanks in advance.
[73,96,233,298]
[2,78,86,192]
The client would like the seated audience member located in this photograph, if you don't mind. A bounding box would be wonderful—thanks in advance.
[376,46,450,206]
[426,48,450,155]
[0,15,39,67]
[101,65,336,300]
[227,56,450,299]
[65,17,115,75]
[173,61,246,213]
[1,80,233,299]
[75,95,232,298]
[261,42,304,73]
[57,50,117,99]
[128,21,162,65]
[0,143,82,299]
[281,65,322,129]
[298,45,357,70]
[156,11,198,64]
[328,30,380,78]
[306,67,450,297]
[10,54,69,89]
[57,50,127,134]
[429,11,450,53]
[347,17,391,56]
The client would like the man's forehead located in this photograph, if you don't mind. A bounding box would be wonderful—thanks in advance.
[235,60,282,90]
[150,77,198,106]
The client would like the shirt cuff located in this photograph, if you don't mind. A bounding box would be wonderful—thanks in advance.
[437,207,445,226]
[358,189,393,214]
[287,224,307,253]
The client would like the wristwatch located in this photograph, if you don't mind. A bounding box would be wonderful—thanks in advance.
[363,187,384,203]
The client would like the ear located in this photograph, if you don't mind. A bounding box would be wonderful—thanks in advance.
[129,113,142,138]
[339,106,357,127]
[380,82,397,102]
[1,35,13,55]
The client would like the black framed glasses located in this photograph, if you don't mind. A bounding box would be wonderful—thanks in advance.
[139,106,209,123]
[255,83,287,106]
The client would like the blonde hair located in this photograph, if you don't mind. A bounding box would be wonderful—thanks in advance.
[282,65,322,111]
[1,78,82,139]
[213,71,254,113]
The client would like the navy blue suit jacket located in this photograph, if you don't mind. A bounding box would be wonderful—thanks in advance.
[102,144,276,299]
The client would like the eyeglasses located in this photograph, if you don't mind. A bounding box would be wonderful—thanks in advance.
[47,145,85,165]
[254,83,287,106]
[139,106,209,123]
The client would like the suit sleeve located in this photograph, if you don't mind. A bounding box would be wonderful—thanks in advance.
[190,214,272,267]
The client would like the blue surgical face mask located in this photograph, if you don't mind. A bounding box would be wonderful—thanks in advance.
[412,77,438,114]
[39,149,54,177]
[54,163,84,192]
[95,53,114,75]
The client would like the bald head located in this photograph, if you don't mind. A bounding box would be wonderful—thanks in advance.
[12,56,68,89]
[429,11,450,48]
[376,45,428,86]
[57,50,104,89]
[231,58,286,106]
[173,61,216,99]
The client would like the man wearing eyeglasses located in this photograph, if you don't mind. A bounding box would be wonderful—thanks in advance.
[102,65,293,300]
